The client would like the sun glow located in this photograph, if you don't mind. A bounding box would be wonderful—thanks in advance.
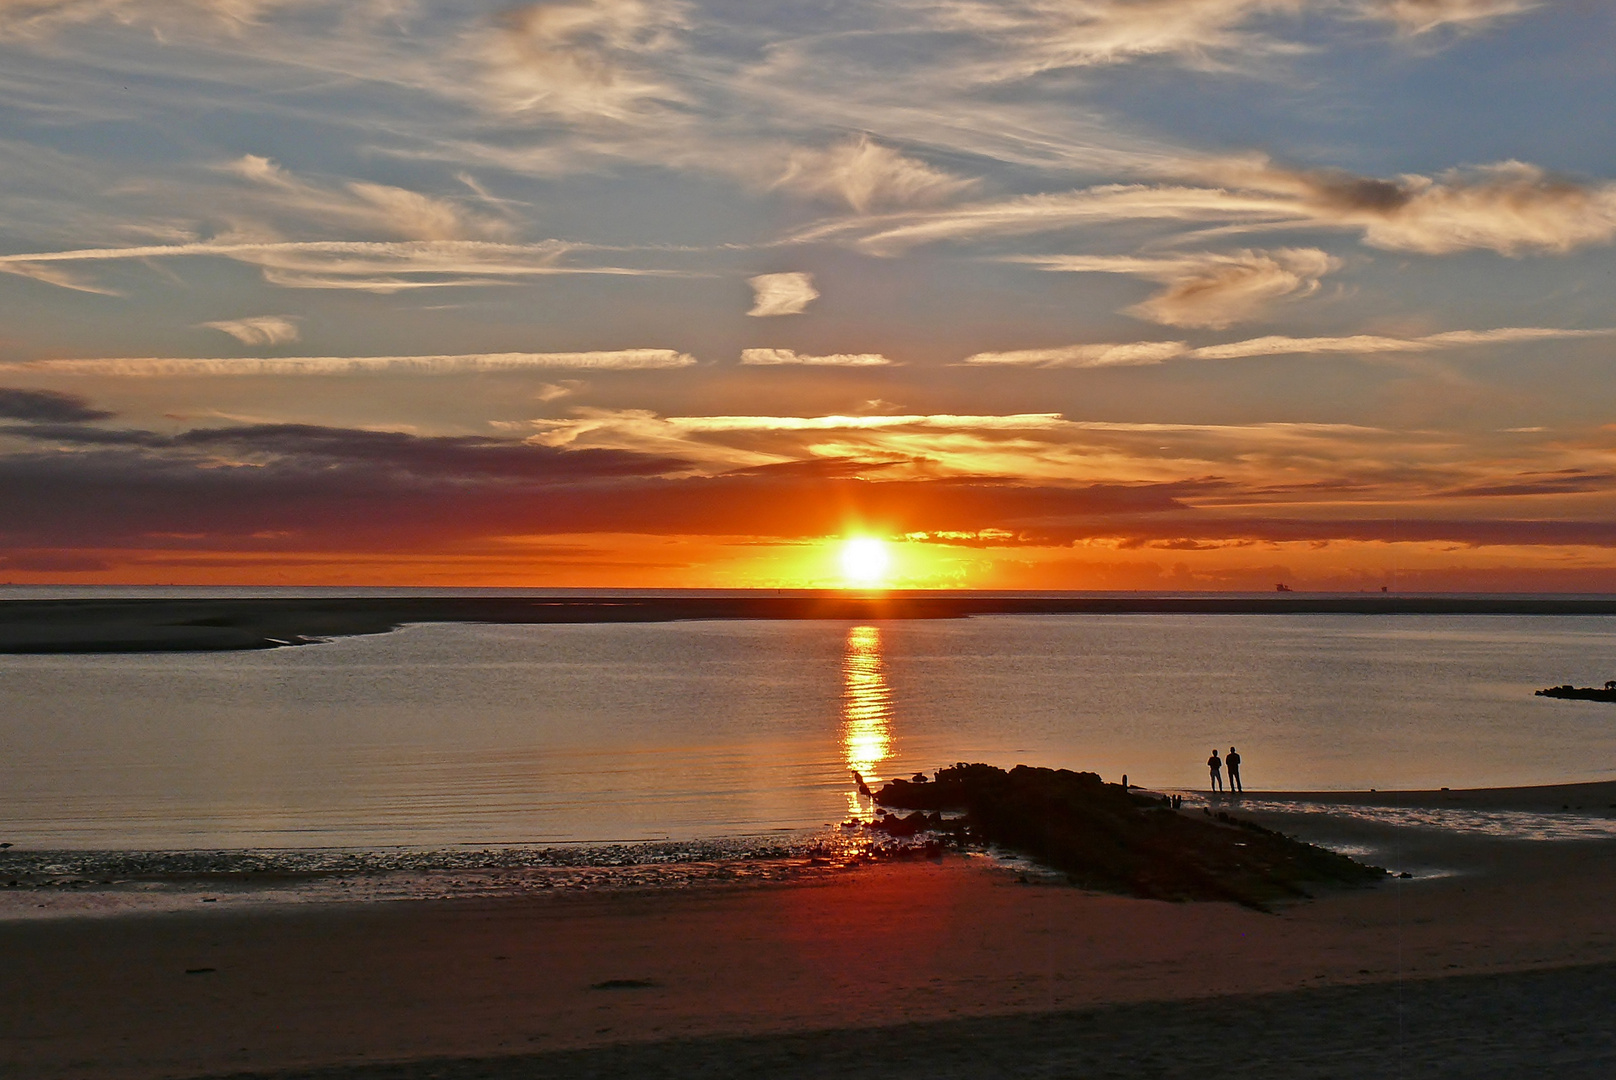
[839,537,892,586]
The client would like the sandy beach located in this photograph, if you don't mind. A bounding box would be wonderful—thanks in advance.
[3,783,1614,1079]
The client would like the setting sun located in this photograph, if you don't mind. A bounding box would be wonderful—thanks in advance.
[839,537,892,586]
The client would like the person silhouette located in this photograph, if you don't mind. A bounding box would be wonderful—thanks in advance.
[1207,749,1223,792]
[1226,746,1243,794]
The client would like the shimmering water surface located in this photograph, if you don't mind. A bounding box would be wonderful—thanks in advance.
[3,613,1615,848]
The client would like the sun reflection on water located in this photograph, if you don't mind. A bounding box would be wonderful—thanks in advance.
[841,625,892,820]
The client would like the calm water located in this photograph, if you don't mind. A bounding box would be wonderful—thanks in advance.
[2,614,1615,849]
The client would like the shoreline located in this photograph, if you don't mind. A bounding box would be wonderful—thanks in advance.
[1210,777,1616,810]
[5,778,1614,922]
[6,592,1616,652]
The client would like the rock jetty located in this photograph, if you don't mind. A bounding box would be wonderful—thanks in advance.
[869,763,1385,908]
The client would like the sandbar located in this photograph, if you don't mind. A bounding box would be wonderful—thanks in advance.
[6,592,1616,652]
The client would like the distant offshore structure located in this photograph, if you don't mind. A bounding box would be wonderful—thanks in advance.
[1535,681,1616,703]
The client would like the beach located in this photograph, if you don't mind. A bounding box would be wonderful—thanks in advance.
[4,782,1615,1079]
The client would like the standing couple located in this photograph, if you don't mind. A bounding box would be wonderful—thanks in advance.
[1208,746,1243,793]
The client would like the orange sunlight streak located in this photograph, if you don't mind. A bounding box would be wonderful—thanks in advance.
[841,624,892,820]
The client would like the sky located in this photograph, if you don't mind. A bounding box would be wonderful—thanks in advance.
[1,0,1615,589]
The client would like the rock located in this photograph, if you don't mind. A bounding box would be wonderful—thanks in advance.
[872,763,1385,908]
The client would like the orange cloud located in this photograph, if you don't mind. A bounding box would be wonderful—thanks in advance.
[1016,248,1338,327]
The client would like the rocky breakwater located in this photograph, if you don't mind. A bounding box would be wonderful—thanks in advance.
[869,763,1385,908]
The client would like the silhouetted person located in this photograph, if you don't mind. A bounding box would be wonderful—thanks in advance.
[1208,749,1223,792]
[1226,746,1243,793]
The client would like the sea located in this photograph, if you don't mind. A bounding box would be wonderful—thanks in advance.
[3,588,1615,853]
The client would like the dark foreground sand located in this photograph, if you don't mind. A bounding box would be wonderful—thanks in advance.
[4,784,1616,1079]
[218,963,1616,1079]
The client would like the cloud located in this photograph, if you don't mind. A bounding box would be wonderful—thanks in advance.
[525,407,1077,474]
[0,350,697,376]
[660,413,1065,432]
[220,155,509,243]
[915,0,1532,83]
[472,0,688,123]
[18,410,1612,561]
[1021,248,1338,328]
[771,135,976,213]
[814,184,1271,254]
[1189,156,1616,256]
[1191,325,1616,359]
[510,407,1616,520]
[829,159,1616,258]
[0,0,304,40]
[912,0,1307,82]
[1363,0,1539,36]
[962,341,1190,368]
[5,399,1613,567]
[0,386,113,422]
[0,260,122,295]
[747,272,819,317]
[527,407,1349,481]
[199,315,301,346]
[0,438,1196,555]
[0,239,674,293]
[533,380,585,402]
[962,325,1616,366]
[739,348,892,367]
[0,406,1202,556]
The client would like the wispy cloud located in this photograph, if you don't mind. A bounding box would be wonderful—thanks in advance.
[917,0,1538,79]
[219,155,510,242]
[0,258,121,294]
[1191,326,1616,359]
[0,0,307,40]
[963,325,1616,366]
[962,341,1191,368]
[471,0,688,123]
[825,158,1616,258]
[198,315,301,346]
[533,379,585,402]
[522,407,1448,486]
[664,413,1064,432]
[739,348,892,366]
[915,0,1310,81]
[746,271,819,317]
[771,135,976,213]
[1017,248,1337,327]
[1191,156,1616,256]
[0,239,677,293]
[1364,0,1539,36]
[0,350,697,376]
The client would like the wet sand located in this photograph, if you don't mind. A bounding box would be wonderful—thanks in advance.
[3,783,1615,1079]
[7,592,1616,652]
[1238,778,1616,813]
